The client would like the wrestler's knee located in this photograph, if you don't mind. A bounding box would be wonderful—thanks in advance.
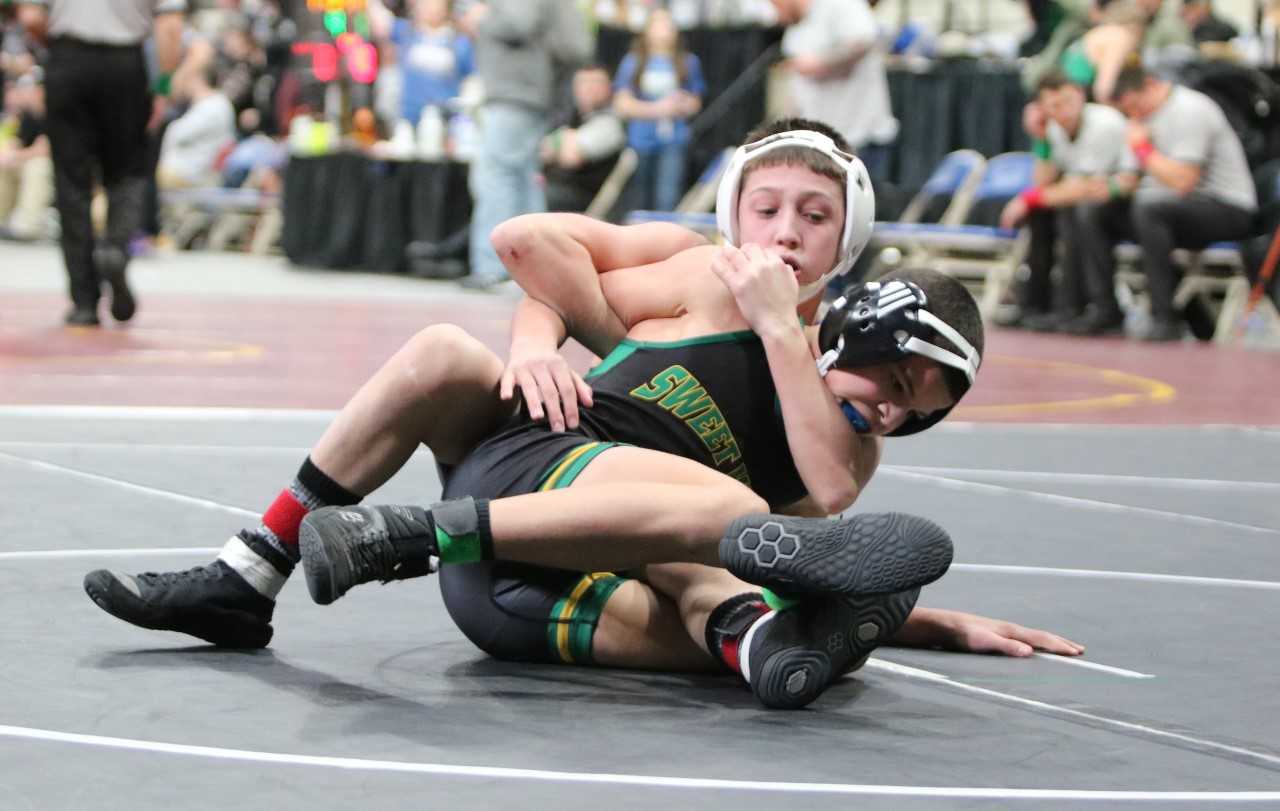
[392,323,496,401]
[685,483,768,547]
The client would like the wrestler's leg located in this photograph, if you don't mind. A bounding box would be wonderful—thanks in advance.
[311,322,513,491]
[487,446,768,570]
[82,323,515,647]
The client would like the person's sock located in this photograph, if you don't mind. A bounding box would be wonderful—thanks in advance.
[219,457,361,599]
[430,497,494,565]
[704,592,772,677]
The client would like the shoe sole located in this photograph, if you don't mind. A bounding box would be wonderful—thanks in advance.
[720,512,952,598]
[298,510,349,605]
[750,588,920,710]
[83,570,272,648]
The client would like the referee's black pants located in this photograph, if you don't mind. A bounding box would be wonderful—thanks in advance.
[44,38,152,312]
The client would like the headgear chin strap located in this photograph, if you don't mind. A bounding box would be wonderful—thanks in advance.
[715,130,875,300]
[815,279,981,437]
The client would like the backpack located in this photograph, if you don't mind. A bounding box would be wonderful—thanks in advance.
[1178,60,1280,170]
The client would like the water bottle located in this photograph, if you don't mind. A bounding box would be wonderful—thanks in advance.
[417,105,446,161]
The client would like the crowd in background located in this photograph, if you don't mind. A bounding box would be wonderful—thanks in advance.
[2,0,1279,333]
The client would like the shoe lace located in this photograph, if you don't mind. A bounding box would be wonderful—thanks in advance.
[135,564,224,588]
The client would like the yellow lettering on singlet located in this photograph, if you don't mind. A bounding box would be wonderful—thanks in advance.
[630,364,749,485]
[630,365,689,401]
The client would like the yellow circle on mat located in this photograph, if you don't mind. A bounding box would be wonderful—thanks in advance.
[954,354,1176,418]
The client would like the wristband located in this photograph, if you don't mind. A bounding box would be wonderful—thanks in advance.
[151,72,172,97]
[1133,140,1155,166]
[1020,186,1045,209]
[1031,139,1051,160]
[1107,176,1122,200]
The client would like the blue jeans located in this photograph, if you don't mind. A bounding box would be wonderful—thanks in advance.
[468,102,547,282]
[631,142,687,212]
[856,142,891,185]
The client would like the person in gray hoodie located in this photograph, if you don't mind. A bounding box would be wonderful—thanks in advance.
[460,0,592,288]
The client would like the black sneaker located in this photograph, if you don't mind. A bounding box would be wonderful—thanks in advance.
[95,244,136,322]
[720,512,951,599]
[299,505,440,605]
[64,306,100,327]
[1140,318,1185,342]
[744,588,920,710]
[83,559,276,648]
[1062,309,1124,336]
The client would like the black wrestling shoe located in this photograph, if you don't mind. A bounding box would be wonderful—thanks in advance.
[719,512,952,598]
[299,505,440,605]
[744,588,920,710]
[83,560,276,648]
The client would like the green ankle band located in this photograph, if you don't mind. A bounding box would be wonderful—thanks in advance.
[432,496,491,564]
[761,588,798,611]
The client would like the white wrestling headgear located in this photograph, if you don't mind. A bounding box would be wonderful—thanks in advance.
[715,129,876,300]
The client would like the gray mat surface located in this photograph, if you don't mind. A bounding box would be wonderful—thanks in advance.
[2,411,1278,809]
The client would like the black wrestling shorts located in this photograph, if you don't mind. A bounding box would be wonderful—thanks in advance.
[437,418,628,665]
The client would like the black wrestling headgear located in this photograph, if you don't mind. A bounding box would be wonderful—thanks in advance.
[816,279,981,436]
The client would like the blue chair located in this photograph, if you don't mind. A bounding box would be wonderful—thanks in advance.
[874,151,1035,316]
[885,148,987,228]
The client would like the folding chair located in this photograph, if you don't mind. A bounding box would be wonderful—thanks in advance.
[1114,168,1280,343]
[877,152,1035,316]
[879,148,987,229]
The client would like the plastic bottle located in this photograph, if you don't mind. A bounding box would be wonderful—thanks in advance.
[417,105,446,161]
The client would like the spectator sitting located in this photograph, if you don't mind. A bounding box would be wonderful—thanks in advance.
[998,71,1136,334]
[157,63,236,189]
[1180,0,1238,45]
[0,68,51,241]
[613,8,704,213]
[1082,65,1258,341]
[369,0,474,128]
[220,109,288,193]
[541,64,625,214]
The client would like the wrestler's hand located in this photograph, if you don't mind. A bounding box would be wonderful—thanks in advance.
[892,607,1084,657]
[933,609,1084,657]
[501,341,593,432]
[710,243,800,339]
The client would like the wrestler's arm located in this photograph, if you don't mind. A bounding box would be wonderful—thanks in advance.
[492,214,710,357]
[888,608,1085,657]
[709,244,869,514]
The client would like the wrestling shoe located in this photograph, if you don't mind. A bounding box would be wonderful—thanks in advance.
[83,558,278,648]
[299,504,441,605]
[743,588,920,710]
[719,512,951,598]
